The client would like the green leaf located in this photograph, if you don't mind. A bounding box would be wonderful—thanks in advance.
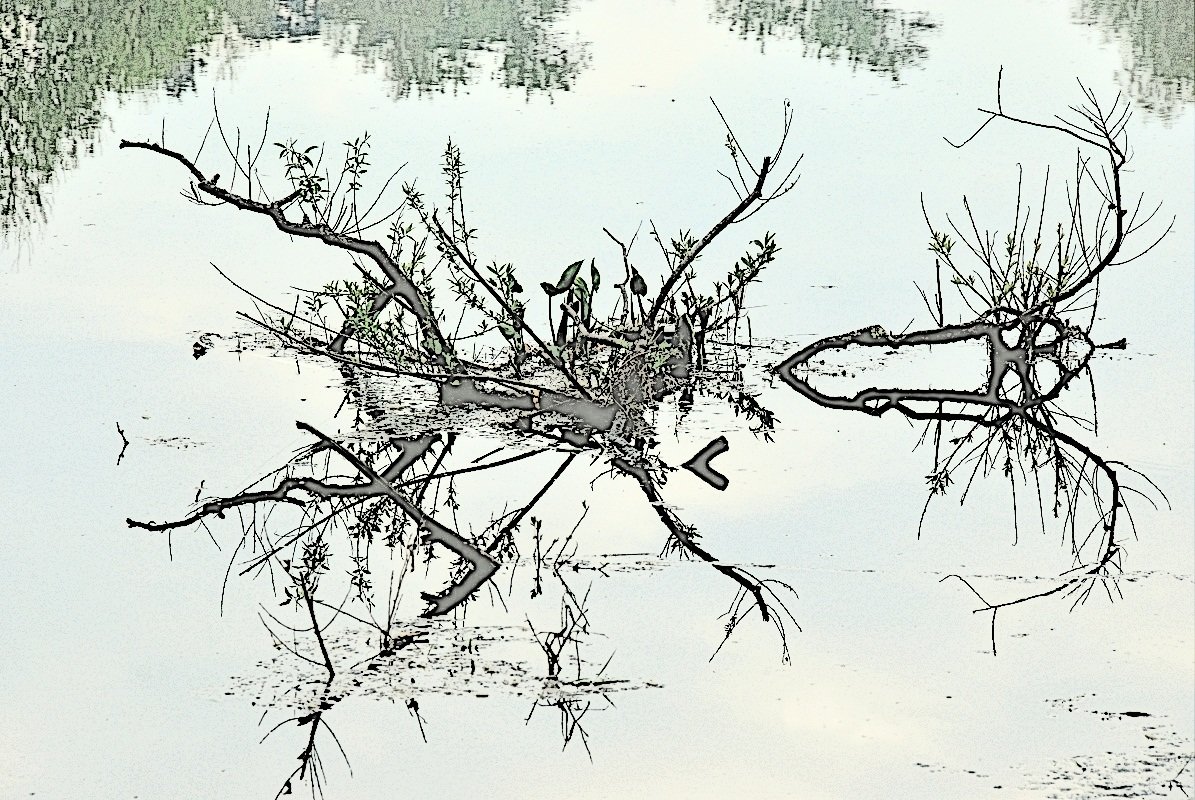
[540,260,584,297]
[573,279,591,320]
[630,269,647,297]
[497,320,520,343]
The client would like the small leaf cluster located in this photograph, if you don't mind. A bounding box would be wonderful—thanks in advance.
[275,139,326,207]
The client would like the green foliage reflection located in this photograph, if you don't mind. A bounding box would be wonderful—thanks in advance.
[1078,0,1194,119]
[711,0,935,79]
[314,0,586,97]
[0,0,584,233]
[0,0,236,231]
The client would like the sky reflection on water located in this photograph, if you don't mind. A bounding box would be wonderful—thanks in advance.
[0,1,1192,798]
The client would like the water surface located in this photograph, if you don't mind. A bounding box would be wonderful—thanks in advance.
[1,1,1192,797]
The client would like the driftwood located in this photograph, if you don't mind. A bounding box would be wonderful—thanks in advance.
[120,100,803,677]
[776,75,1170,652]
[119,78,1168,681]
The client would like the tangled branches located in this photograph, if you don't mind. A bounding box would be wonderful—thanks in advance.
[776,73,1171,651]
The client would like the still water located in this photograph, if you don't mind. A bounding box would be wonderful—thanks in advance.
[1,1,1192,798]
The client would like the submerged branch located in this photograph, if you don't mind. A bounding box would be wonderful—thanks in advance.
[293,421,498,616]
[126,421,497,617]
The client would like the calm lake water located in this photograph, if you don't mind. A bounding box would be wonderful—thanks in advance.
[2,1,1192,798]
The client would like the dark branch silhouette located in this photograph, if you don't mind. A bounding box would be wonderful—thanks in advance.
[775,74,1171,651]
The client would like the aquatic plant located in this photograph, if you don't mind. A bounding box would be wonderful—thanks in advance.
[120,99,803,679]
[116,77,1176,792]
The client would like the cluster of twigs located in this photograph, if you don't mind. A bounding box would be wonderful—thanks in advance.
[120,97,803,715]
[777,73,1171,652]
[117,84,1176,797]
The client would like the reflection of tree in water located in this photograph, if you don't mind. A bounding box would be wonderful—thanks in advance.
[1076,0,1194,120]
[242,567,655,792]
[228,0,587,97]
[0,0,229,231]
[710,0,935,78]
[0,0,586,233]
[312,0,587,97]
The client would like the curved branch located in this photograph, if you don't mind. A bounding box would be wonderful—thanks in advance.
[118,138,456,365]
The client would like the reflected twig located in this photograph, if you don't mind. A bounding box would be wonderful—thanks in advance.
[115,422,129,466]
[777,75,1170,649]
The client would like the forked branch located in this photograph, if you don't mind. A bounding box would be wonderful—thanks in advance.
[118,139,456,364]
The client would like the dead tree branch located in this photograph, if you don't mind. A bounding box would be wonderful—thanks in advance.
[118,138,456,365]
